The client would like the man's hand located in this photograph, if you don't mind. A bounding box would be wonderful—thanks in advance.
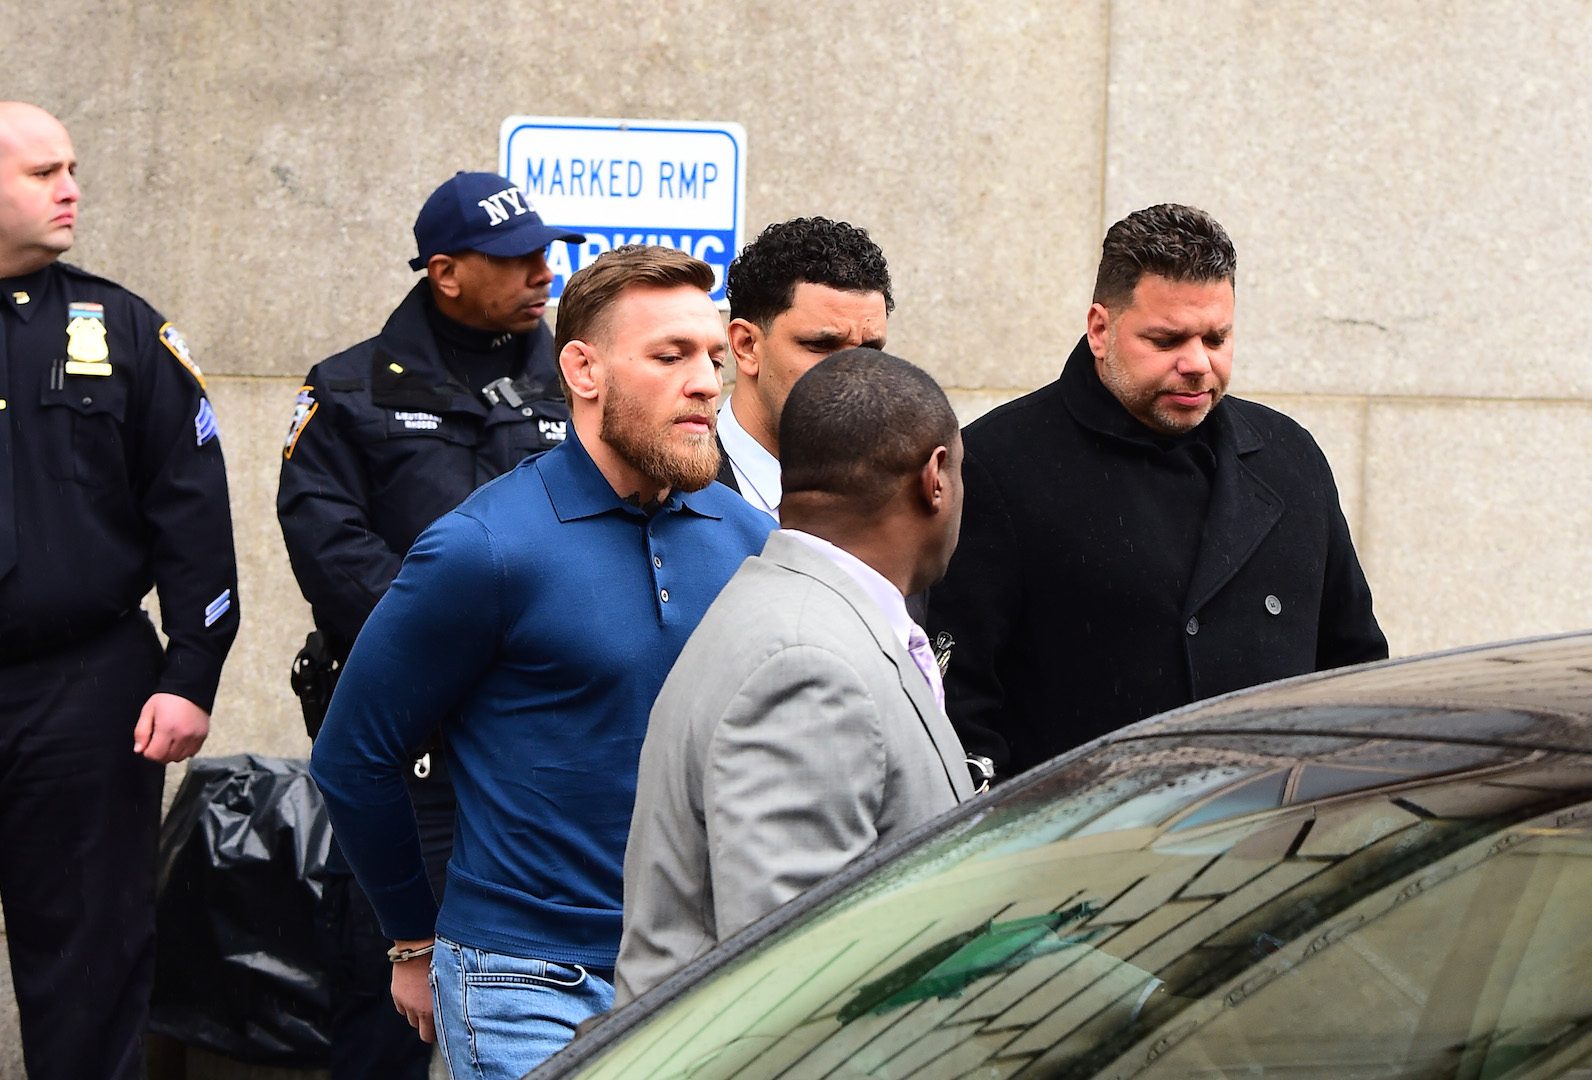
[390,939,436,1044]
[133,693,211,763]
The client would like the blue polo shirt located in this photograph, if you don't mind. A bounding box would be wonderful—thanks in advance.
[310,430,773,965]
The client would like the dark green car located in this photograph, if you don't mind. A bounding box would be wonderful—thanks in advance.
[536,633,1592,1079]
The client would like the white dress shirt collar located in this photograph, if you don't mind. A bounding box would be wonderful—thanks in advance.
[717,397,781,520]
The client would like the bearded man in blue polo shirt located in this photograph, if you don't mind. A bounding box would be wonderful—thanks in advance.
[310,245,774,1078]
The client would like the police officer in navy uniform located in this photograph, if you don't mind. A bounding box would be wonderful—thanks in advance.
[0,102,239,1080]
[277,170,583,1080]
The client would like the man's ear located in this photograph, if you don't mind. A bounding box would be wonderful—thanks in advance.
[427,254,462,300]
[1085,302,1112,359]
[918,445,951,511]
[727,318,762,381]
[560,341,601,403]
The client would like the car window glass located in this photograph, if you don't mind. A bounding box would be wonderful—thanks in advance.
[1289,763,1421,802]
[1072,764,1262,838]
[1140,821,1592,1079]
[567,735,1592,1080]
[1168,768,1290,832]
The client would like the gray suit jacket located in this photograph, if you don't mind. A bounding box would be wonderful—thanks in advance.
[614,530,972,1005]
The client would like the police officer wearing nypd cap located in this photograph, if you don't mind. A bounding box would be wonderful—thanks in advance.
[0,102,239,1079]
[276,170,583,1079]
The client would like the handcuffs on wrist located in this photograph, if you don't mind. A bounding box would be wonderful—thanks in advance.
[387,942,436,963]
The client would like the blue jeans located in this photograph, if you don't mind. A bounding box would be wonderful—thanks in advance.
[430,936,614,1079]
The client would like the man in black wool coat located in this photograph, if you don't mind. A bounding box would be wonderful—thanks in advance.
[927,203,1387,782]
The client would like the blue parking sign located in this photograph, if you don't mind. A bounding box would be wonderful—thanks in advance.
[500,116,747,303]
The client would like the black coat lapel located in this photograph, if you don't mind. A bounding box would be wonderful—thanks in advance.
[714,433,741,492]
[1184,405,1283,616]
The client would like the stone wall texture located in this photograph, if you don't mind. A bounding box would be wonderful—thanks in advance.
[3,1,1589,1074]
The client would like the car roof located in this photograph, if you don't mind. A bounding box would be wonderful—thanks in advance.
[1119,629,1592,754]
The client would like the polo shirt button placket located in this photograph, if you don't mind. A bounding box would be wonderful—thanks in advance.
[648,534,667,609]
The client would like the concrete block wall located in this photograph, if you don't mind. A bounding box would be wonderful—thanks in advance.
[3,2,1588,1073]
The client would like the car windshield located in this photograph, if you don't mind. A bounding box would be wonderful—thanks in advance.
[556,728,1592,1079]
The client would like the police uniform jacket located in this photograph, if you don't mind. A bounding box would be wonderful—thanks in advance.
[277,281,569,655]
[927,335,1388,779]
[0,261,239,710]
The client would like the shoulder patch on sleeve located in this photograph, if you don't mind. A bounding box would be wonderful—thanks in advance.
[159,322,207,390]
[194,398,220,446]
[204,588,233,628]
[283,385,318,460]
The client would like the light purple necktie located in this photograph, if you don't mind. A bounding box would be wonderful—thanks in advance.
[907,624,946,710]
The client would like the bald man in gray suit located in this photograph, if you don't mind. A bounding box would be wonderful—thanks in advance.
[614,348,974,1007]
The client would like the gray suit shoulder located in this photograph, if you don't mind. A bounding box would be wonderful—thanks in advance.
[713,559,859,650]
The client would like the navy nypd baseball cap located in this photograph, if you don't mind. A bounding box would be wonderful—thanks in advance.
[409,171,586,270]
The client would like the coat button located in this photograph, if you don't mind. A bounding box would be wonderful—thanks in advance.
[1185,616,1200,636]
[653,555,663,569]
[660,588,670,603]
[81,396,93,406]
[1265,594,1282,615]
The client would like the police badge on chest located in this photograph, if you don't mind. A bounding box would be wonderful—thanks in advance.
[64,301,113,376]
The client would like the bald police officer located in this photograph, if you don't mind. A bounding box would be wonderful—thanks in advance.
[0,101,239,1080]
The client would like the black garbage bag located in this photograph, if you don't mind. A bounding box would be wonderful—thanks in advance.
[148,754,333,1066]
